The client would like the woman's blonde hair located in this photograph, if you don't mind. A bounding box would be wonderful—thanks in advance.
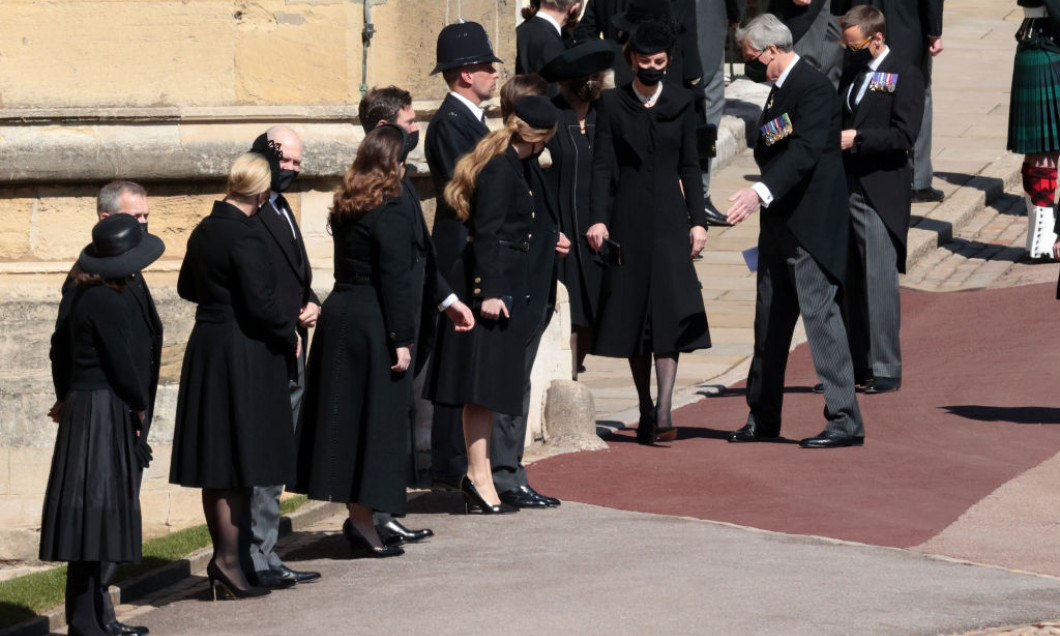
[443,115,557,221]
[226,152,272,199]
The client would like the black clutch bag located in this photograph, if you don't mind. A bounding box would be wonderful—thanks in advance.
[696,123,718,170]
[600,238,623,266]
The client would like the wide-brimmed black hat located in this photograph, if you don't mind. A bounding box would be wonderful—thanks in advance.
[431,21,504,75]
[77,214,165,280]
[629,20,677,55]
[540,40,617,82]
[612,0,676,35]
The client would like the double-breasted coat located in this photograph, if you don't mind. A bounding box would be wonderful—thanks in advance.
[169,201,298,489]
[42,282,150,563]
[840,52,925,271]
[546,95,605,328]
[589,84,711,357]
[425,93,491,280]
[294,186,438,513]
[425,148,538,415]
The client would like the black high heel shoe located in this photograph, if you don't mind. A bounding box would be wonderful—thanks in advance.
[655,410,677,441]
[206,561,269,601]
[460,476,518,515]
[636,407,657,445]
[342,519,404,558]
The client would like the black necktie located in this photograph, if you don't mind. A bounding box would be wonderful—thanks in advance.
[849,66,870,110]
[480,113,488,126]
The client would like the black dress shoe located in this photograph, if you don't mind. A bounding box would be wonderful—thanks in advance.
[500,486,550,509]
[342,519,405,558]
[912,187,945,203]
[253,569,297,590]
[525,485,560,507]
[275,564,321,584]
[864,376,901,394]
[377,519,434,546]
[460,476,519,514]
[703,196,732,227]
[798,430,864,448]
[727,423,780,443]
[104,621,149,636]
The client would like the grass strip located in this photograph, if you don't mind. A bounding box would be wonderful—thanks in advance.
[0,494,309,630]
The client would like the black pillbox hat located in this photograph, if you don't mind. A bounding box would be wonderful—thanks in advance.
[513,96,559,129]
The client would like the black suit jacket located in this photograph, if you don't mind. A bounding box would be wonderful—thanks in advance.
[840,51,925,271]
[425,93,490,281]
[517,16,568,75]
[257,195,319,340]
[840,0,944,78]
[754,59,850,281]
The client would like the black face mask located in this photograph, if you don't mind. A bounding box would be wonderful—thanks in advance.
[636,65,666,86]
[402,129,420,162]
[140,222,149,235]
[843,47,873,70]
[250,133,299,193]
[574,80,603,103]
[745,57,769,83]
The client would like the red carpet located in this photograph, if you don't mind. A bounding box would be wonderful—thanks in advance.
[528,283,1060,548]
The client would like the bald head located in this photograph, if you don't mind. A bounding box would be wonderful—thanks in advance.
[265,125,303,172]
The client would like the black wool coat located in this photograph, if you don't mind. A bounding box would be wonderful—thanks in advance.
[590,84,711,357]
[257,195,319,342]
[425,148,538,415]
[840,51,925,272]
[425,93,490,280]
[546,95,605,327]
[294,194,423,512]
[840,0,944,79]
[517,15,568,75]
[169,201,297,489]
[754,59,850,282]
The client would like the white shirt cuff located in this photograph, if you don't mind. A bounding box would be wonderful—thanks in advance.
[437,293,458,311]
[751,182,773,208]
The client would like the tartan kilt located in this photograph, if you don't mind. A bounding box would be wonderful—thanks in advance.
[1008,21,1060,155]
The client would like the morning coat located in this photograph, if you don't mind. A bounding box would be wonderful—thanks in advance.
[754,59,851,282]
[840,50,925,272]
[257,194,320,341]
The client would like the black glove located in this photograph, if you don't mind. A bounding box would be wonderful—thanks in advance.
[135,437,153,469]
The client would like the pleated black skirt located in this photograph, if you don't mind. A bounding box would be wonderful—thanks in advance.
[292,286,412,514]
[39,389,142,563]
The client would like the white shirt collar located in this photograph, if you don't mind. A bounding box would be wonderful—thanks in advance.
[449,91,485,123]
[536,11,563,36]
[635,81,664,106]
[869,46,890,71]
[774,53,801,89]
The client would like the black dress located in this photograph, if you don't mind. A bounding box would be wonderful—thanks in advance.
[169,201,298,489]
[547,95,604,329]
[425,148,537,415]
[41,284,149,563]
[590,84,711,357]
[293,193,421,514]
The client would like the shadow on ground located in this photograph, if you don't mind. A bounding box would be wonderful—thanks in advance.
[941,405,1060,425]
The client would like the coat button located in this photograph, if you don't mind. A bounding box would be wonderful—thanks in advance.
[474,288,481,294]
[389,332,397,338]
[529,190,534,196]
[474,276,482,283]
[528,233,533,238]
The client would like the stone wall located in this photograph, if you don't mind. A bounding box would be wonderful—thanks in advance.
[0,0,557,561]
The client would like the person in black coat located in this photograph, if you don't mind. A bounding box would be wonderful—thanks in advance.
[354,86,475,544]
[424,96,560,514]
[585,21,711,445]
[169,153,299,600]
[837,6,924,394]
[837,0,945,201]
[516,0,580,75]
[42,214,164,636]
[242,127,321,589]
[726,14,865,449]
[540,42,616,378]
[294,126,473,556]
[425,21,502,489]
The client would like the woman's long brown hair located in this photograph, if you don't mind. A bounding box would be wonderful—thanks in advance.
[331,126,404,224]
[443,115,556,222]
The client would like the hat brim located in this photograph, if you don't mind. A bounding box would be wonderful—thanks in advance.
[540,41,618,82]
[77,233,165,280]
[431,54,504,75]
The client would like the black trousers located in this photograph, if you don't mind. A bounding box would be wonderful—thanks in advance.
[67,561,105,636]
[96,464,143,630]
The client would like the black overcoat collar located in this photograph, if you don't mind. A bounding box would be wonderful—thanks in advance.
[441,93,489,137]
[259,195,307,279]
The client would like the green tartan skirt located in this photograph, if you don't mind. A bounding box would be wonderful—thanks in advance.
[1008,20,1060,154]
